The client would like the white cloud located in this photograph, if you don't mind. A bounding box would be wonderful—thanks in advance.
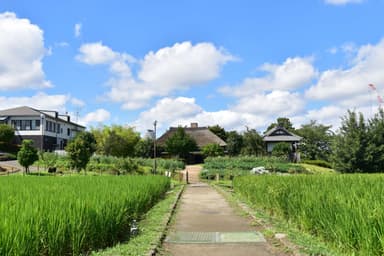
[79,109,111,126]
[324,0,364,5]
[77,42,120,65]
[233,90,306,116]
[0,92,69,111]
[220,57,316,97]
[306,39,384,109]
[132,97,274,135]
[77,41,234,110]
[74,23,81,38]
[0,12,52,90]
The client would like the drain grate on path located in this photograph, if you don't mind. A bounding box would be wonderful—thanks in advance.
[166,231,266,244]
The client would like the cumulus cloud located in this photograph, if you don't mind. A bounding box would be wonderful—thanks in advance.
[324,0,364,5]
[74,23,81,38]
[306,39,384,109]
[220,57,316,97]
[0,92,69,111]
[79,109,111,126]
[0,12,51,90]
[131,97,273,135]
[77,41,234,110]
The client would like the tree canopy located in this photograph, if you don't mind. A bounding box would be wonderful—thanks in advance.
[241,127,264,156]
[17,140,38,174]
[91,125,140,157]
[65,131,97,171]
[165,127,197,159]
[0,124,14,144]
[208,125,227,141]
[265,117,295,133]
[296,120,333,161]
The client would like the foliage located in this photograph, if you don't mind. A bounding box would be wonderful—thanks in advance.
[208,124,227,141]
[332,111,368,173]
[201,143,224,157]
[91,125,140,157]
[17,140,38,173]
[0,176,170,256]
[271,142,291,159]
[134,138,154,158]
[365,109,384,173]
[65,131,97,171]
[240,127,264,156]
[234,174,384,255]
[165,127,197,159]
[0,124,14,144]
[225,130,243,156]
[296,120,333,161]
[265,117,295,133]
[39,152,58,169]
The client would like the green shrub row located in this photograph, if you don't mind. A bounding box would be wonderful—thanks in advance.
[201,156,307,179]
[300,159,332,169]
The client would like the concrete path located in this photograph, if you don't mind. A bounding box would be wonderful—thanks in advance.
[161,165,283,256]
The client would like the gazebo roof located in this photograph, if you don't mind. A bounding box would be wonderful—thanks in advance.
[263,126,302,142]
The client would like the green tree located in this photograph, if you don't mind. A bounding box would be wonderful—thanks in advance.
[226,130,243,156]
[91,125,140,157]
[134,137,154,158]
[332,111,368,173]
[17,140,38,174]
[365,109,384,173]
[241,127,264,156]
[202,143,224,157]
[0,124,14,144]
[165,127,197,159]
[65,131,97,172]
[296,120,333,161]
[208,125,227,141]
[265,117,295,133]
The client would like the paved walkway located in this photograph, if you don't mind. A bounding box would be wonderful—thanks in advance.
[161,165,282,256]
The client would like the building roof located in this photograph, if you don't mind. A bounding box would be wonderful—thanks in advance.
[263,126,302,142]
[157,125,227,148]
[0,106,85,128]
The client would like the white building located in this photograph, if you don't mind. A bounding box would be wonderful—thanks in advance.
[0,106,85,151]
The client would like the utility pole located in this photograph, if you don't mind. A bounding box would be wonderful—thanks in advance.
[153,120,157,174]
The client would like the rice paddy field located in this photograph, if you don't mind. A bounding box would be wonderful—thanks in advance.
[234,174,384,255]
[0,175,170,256]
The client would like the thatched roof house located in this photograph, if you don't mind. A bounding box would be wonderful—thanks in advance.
[157,123,227,149]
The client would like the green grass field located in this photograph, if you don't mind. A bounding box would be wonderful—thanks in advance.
[234,174,384,255]
[0,175,170,256]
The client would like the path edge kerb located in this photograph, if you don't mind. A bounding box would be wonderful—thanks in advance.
[148,184,185,256]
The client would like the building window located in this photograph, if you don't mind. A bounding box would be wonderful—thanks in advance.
[35,120,40,129]
[67,128,71,136]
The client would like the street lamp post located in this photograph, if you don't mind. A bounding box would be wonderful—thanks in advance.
[153,120,157,174]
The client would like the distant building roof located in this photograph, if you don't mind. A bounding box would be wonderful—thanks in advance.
[0,106,85,128]
[157,123,227,148]
[263,126,302,142]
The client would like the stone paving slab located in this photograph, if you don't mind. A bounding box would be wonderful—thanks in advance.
[166,231,266,244]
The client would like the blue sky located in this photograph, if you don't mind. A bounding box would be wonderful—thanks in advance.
[1,0,384,135]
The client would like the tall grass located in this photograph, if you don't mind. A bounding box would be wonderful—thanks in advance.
[234,174,384,255]
[0,176,170,255]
